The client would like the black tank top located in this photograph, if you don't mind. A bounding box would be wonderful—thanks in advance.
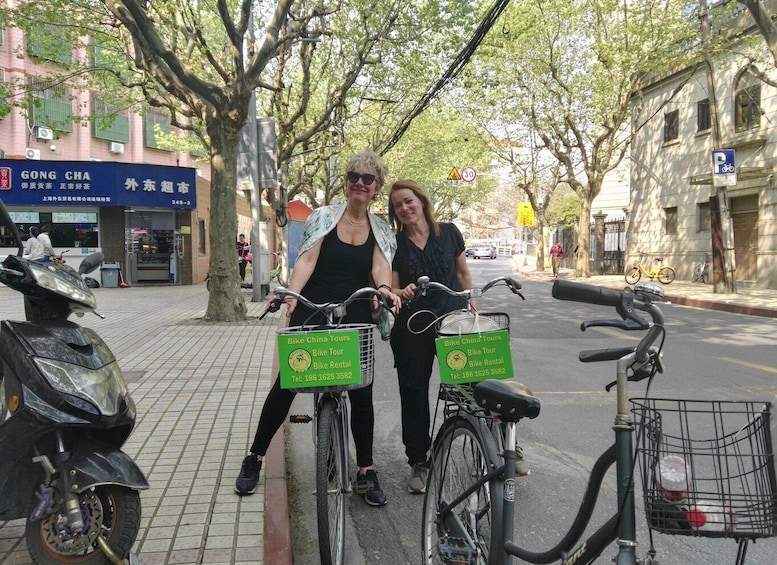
[290,227,375,326]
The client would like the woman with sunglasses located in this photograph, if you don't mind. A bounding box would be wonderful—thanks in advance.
[235,149,401,508]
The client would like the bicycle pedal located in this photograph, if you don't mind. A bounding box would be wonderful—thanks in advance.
[438,537,476,564]
[289,414,312,423]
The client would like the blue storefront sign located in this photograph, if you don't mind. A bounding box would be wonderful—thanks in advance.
[0,160,197,208]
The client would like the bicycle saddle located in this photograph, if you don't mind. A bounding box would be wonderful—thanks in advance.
[473,380,541,422]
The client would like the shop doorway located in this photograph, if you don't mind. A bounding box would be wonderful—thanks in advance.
[125,210,177,283]
[731,195,758,282]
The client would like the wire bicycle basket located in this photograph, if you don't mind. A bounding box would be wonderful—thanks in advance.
[277,323,375,393]
[632,398,777,539]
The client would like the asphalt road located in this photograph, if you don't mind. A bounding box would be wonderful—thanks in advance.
[286,256,777,564]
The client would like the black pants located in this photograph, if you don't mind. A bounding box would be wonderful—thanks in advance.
[249,375,376,468]
[239,259,247,281]
[392,325,436,467]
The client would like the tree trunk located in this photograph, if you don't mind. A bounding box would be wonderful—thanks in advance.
[535,217,547,272]
[205,118,248,322]
[575,198,592,278]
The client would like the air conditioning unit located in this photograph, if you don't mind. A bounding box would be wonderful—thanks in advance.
[36,126,54,141]
[109,142,125,154]
[25,148,41,160]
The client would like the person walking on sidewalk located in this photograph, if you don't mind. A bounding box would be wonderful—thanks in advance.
[386,180,528,495]
[237,234,250,282]
[235,149,401,507]
[550,241,563,278]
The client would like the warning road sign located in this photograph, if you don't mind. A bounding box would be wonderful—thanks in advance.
[447,167,462,181]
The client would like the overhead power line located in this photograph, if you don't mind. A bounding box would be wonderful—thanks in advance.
[378,0,511,154]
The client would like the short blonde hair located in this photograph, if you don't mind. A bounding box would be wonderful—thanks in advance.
[345,149,389,190]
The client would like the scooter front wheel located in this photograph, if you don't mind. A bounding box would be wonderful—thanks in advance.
[26,485,141,565]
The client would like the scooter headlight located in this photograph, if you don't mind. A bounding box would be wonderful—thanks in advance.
[33,358,128,416]
[28,262,96,309]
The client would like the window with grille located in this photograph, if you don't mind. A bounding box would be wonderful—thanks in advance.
[664,207,678,235]
[92,99,130,143]
[26,24,73,66]
[144,109,174,150]
[697,99,711,132]
[29,78,73,133]
[663,110,679,143]
[735,69,761,132]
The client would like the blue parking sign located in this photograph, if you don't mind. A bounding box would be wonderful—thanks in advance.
[711,149,736,186]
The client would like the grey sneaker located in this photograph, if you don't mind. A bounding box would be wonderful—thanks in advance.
[407,462,429,494]
[235,454,262,495]
[515,446,530,477]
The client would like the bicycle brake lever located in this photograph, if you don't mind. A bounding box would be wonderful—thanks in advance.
[259,297,283,320]
[506,277,526,300]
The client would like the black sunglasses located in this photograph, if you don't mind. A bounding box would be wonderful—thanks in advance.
[347,171,376,185]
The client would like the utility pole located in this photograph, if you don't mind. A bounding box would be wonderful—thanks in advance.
[699,0,736,293]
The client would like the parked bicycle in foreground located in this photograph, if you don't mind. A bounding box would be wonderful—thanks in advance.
[625,254,676,285]
[260,285,393,565]
[422,278,777,564]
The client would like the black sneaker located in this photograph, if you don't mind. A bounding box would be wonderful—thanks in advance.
[235,455,262,495]
[355,469,387,507]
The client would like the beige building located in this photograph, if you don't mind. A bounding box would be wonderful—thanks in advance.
[628,4,777,288]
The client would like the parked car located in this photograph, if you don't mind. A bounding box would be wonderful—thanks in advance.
[465,244,476,257]
[472,244,497,259]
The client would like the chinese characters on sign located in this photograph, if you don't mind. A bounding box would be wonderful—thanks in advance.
[0,161,197,208]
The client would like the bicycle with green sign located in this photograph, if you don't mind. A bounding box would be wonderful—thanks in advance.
[261,285,393,565]
[400,275,534,561]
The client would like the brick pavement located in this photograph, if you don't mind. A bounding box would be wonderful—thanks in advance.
[0,283,283,565]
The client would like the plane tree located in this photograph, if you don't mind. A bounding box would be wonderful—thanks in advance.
[462,0,698,277]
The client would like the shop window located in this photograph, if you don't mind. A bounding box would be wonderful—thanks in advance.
[735,68,761,132]
[697,99,710,132]
[29,77,73,133]
[697,202,710,233]
[93,99,130,143]
[664,206,678,235]
[198,219,206,255]
[144,109,174,150]
[32,212,99,248]
[663,110,679,143]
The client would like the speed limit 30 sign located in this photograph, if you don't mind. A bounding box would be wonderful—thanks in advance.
[461,166,477,183]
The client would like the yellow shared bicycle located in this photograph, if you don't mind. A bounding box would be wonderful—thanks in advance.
[625,254,676,285]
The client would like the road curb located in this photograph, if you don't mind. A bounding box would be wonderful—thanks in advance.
[264,315,292,565]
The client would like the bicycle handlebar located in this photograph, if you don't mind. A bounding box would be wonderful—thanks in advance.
[260,285,394,321]
[413,275,525,305]
[552,279,666,373]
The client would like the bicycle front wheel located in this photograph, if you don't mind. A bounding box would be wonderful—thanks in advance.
[658,266,676,284]
[625,267,641,285]
[422,418,503,565]
[316,397,346,565]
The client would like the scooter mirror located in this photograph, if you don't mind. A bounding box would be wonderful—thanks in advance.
[79,252,105,275]
[0,197,24,256]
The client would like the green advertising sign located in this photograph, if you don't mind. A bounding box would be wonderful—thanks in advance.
[435,330,513,384]
[278,329,362,389]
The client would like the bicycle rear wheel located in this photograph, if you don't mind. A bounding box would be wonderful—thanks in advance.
[422,418,503,565]
[316,397,346,565]
[692,264,707,283]
[625,267,641,285]
[658,266,675,284]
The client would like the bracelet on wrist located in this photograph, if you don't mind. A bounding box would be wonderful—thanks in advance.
[378,284,392,292]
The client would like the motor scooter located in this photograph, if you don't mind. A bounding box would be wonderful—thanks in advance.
[0,198,148,565]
